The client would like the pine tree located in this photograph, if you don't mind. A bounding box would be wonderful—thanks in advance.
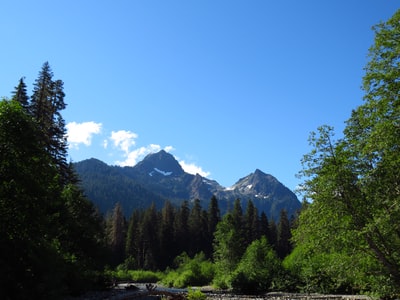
[139,203,159,269]
[244,200,260,246]
[277,210,292,259]
[268,219,278,250]
[231,199,244,231]
[188,199,206,256]
[231,199,246,252]
[208,195,221,235]
[125,209,142,267]
[159,201,176,269]
[260,211,270,240]
[0,99,60,298]
[11,77,29,110]
[107,202,126,266]
[174,200,190,255]
[30,62,69,183]
[205,195,221,257]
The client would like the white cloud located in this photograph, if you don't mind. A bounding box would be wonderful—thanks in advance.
[116,144,163,166]
[164,145,174,152]
[179,160,211,178]
[67,122,210,178]
[66,121,102,149]
[110,130,138,154]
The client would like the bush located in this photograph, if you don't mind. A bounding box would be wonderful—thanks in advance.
[212,275,230,290]
[161,252,215,288]
[230,237,282,294]
[128,270,163,283]
[107,268,163,283]
[187,287,207,300]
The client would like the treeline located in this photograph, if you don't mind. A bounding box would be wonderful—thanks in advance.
[105,197,294,271]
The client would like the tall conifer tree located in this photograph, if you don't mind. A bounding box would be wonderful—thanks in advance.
[107,202,126,266]
[188,199,206,256]
[174,201,190,255]
[30,62,69,183]
[139,203,159,269]
[159,201,176,269]
[277,210,292,258]
[125,210,142,266]
[205,195,221,257]
[244,200,260,246]
[260,211,270,241]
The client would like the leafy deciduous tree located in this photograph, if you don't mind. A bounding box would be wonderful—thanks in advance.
[292,9,400,297]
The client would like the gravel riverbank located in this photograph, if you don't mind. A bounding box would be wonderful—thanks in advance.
[64,284,372,300]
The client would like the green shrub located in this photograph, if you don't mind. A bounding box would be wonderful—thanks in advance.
[230,270,259,294]
[162,269,179,287]
[161,252,215,288]
[187,287,207,300]
[107,268,163,283]
[230,237,282,294]
[128,270,163,283]
[212,274,230,290]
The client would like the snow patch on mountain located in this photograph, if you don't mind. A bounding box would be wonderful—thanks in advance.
[255,194,269,199]
[149,168,173,176]
[154,168,172,176]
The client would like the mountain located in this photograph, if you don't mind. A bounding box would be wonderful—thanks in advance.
[73,158,166,214]
[132,149,185,177]
[73,150,301,220]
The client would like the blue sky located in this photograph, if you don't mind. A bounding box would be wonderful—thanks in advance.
[1,1,398,191]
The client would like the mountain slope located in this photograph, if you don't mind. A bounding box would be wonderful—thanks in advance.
[73,151,301,220]
[74,158,166,214]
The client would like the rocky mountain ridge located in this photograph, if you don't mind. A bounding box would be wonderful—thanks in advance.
[73,150,301,220]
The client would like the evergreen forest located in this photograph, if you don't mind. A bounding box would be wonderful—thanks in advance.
[1,9,400,300]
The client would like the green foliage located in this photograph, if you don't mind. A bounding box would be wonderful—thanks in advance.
[109,268,163,283]
[0,65,108,298]
[30,62,70,184]
[277,210,292,259]
[292,9,400,298]
[162,252,215,288]
[213,202,247,289]
[284,244,358,294]
[230,237,282,294]
[187,288,207,300]
[188,199,207,257]
[12,77,29,109]
[0,99,62,298]
[106,202,126,266]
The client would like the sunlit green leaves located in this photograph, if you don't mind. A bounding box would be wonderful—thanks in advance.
[293,9,400,297]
